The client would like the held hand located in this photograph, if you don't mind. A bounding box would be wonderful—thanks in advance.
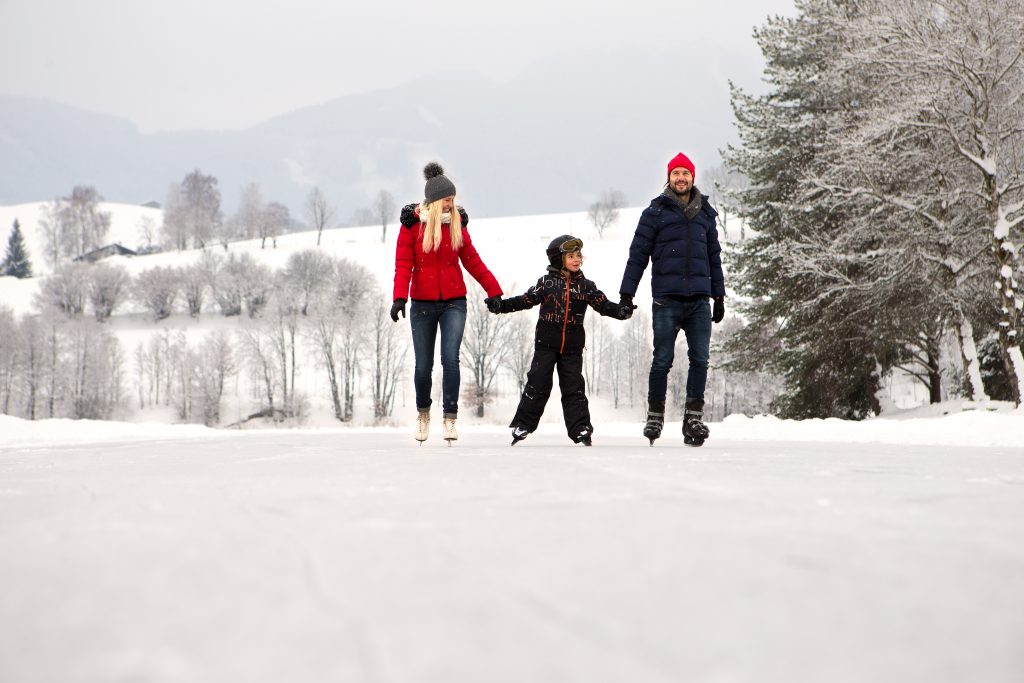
[390,298,407,322]
[617,296,637,320]
[484,296,503,314]
[712,297,725,324]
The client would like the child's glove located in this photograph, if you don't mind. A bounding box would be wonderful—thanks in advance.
[484,296,503,314]
[712,297,725,323]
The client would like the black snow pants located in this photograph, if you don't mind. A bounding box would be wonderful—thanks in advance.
[509,345,593,442]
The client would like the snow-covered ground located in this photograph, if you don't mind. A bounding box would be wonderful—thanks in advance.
[1,415,1022,683]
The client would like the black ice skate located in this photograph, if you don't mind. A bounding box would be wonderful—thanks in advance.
[574,428,593,447]
[511,425,530,446]
[683,399,709,447]
[643,401,666,446]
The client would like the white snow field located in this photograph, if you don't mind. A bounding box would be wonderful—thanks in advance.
[2,416,1023,683]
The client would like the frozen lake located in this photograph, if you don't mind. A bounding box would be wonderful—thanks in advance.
[1,427,1023,682]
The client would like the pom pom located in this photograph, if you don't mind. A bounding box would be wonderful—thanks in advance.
[423,162,445,180]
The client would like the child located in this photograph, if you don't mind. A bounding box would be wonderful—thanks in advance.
[486,235,635,446]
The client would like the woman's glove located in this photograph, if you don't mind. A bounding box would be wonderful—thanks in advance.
[485,296,503,314]
[390,298,407,322]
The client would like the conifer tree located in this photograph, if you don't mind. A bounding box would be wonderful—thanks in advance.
[723,0,896,419]
[2,219,33,279]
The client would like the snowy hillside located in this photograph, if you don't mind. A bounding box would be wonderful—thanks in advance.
[0,200,1016,428]
[0,199,694,429]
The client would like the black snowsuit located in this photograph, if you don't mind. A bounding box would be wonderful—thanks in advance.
[498,266,623,442]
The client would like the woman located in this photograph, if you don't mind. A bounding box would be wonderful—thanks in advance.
[391,162,503,444]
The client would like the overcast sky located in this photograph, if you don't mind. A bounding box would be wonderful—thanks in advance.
[1,0,796,134]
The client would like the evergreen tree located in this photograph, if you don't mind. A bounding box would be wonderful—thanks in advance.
[2,219,33,279]
[723,0,896,418]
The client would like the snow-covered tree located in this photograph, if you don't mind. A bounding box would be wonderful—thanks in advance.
[60,186,112,259]
[839,0,1024,404]
[262,201,289,249]
[0,306,19,415]
[502,314,535,397]
[179,260,210,318]
[370,295,405,419]
[164,170,222,250]
[724,0,901,418]
[586,188,626,238]
[86,263,130,322]
[134,266,179,320]
[1,219,32,278]
[283,249,334,316]
[39,187,111,266]
[211,252,270,317]
[36,262,90,317]
[374,190,396,244]
[65,319,124,420]
[306,187,335,247]
[462,283,511,417]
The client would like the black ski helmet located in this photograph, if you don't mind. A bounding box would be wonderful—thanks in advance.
[546,234,583,268]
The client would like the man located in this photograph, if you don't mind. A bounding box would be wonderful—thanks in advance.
[618,152,726,446]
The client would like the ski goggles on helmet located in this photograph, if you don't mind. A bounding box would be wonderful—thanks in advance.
[558,237,583,253]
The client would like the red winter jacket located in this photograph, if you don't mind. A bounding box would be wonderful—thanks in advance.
[393,212,503,302]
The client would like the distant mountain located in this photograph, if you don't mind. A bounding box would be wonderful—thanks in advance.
[0,49,738,220]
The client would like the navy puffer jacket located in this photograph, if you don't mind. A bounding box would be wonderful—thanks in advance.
[618,193,725,299]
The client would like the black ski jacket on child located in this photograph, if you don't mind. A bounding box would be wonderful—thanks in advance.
[500,267,622,354]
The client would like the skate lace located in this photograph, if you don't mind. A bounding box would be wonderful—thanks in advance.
[417,412,429,430]
[443,417,458,437]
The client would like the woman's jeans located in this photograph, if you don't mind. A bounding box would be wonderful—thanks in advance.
[649,297,712,403]
[409,298,467,415]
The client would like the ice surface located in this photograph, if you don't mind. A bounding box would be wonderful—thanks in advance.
[1,426,1022,683]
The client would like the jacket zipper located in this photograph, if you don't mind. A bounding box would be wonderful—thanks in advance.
[683,208,692,296]
[560,275,571,353]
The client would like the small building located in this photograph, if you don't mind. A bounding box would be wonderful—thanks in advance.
[74,244,138,263]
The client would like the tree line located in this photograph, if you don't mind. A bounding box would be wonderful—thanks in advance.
[724,0,1024,416]
[1,248,773,426]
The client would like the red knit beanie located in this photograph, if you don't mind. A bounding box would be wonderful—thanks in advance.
[667,152,696,181]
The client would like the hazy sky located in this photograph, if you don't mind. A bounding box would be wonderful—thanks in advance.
[2,0,796,134]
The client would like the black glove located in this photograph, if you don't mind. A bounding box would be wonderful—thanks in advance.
[712,297,725,324]
[399,204,419,227]
[617,295,637,320]
[390,298,407,322]
[484,296,503,314]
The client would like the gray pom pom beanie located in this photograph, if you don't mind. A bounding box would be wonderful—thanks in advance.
[423,162,457,204]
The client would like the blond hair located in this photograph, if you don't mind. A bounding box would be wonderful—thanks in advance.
[419,200,463,252]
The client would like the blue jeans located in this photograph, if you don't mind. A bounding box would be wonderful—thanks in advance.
[649,297,712,403]
[410,298,467,415]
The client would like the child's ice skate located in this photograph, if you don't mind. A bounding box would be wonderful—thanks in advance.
[511,425,529,446]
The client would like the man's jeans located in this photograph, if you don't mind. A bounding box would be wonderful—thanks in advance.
[410,298,467,415]
[649,297,712,403]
